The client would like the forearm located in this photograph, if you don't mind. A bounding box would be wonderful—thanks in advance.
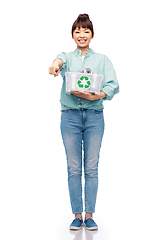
[53,59,63,68]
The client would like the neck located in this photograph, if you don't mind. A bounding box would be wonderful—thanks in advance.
[77,46,90,56]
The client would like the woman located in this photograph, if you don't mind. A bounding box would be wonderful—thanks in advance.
[49,14,119,231]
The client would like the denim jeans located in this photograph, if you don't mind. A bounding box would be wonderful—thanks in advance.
[60,109,104,214]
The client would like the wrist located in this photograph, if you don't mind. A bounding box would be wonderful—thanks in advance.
[57,59,63,68]
[92,91,106,101]
[100,91,106,99]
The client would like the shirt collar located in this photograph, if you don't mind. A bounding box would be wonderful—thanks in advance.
[74,48,94,57]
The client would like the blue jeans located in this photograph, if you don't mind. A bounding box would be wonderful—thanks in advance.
[60,109,104,214]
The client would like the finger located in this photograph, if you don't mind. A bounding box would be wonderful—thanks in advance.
[78,91,87,95]
[49,65,59,76]
[49,67,55,74]
[55,68,59,74]
[54,70,60,77]
[71,91,79,96]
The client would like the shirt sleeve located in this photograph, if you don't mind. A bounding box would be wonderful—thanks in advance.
[54,52,67,78]
[102,56,119,100]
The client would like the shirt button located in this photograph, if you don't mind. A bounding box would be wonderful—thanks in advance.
[78,98,80,101]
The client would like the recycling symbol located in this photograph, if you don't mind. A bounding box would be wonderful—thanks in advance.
[77,76,91,89]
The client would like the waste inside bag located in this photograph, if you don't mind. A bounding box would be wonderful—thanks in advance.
[65,69,103,95]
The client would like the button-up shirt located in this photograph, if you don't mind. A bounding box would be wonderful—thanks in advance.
[55,48,119,110]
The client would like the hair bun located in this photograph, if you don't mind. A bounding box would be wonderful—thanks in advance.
[77,14,90,20]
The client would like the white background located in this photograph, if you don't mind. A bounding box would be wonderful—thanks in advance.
[0,0,163,239]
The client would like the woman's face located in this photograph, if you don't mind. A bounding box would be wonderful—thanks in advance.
[73,27,93,51]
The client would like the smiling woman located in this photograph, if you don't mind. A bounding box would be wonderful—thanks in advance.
[48,13,119,231]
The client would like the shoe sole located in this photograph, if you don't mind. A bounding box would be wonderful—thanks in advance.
[85,226,98,231]
[84,223,98,231]
[70,226,82,230]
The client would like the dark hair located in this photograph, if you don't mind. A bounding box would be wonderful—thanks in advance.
[71,14,94,38]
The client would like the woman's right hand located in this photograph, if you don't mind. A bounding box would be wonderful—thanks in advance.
[48,64,60,77]
[48,59,63,77]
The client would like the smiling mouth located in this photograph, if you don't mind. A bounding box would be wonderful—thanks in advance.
[78,39,87,44]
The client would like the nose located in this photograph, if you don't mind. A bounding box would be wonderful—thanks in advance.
[80,31,84,38]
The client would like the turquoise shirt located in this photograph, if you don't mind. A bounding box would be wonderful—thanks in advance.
[55,48,119,110]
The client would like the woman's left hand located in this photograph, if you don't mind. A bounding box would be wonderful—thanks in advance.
[71,91,106,101]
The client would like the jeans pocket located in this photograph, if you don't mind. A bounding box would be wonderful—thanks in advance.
[61,109,71,113]
[93,109,103,114]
